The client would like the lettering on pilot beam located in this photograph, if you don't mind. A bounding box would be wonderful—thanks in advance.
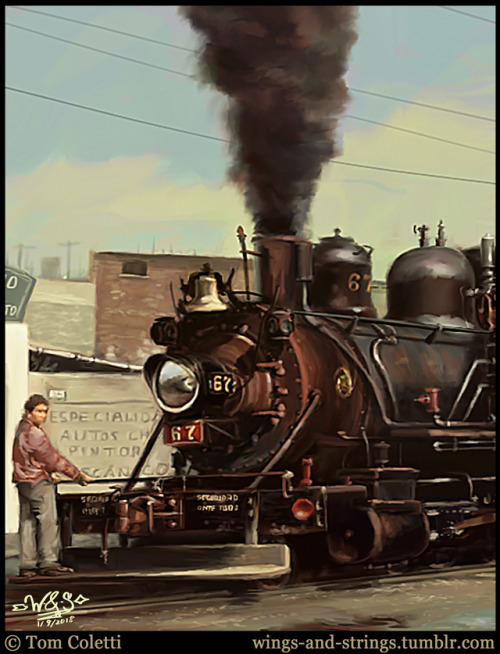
[208,372,235,394]
[196,492,240,512]
[80,495,111,517]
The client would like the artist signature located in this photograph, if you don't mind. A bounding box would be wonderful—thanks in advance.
[12,591,90,628]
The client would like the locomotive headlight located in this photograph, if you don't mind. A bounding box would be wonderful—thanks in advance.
[153,359,200,413]
[144,351,234,416]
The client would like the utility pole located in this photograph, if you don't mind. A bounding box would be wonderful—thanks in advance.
[58,240,80,280]
[13,243,36,269]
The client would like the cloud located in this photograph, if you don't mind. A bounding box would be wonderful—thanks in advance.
[6,154,253,259]
[6,85,495,281]
[311,86,495,278]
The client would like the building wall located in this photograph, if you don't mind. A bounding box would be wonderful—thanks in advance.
[40,257,61,279]
[24,279,96,356]
[22,257,389,365]
[93,252,254,366]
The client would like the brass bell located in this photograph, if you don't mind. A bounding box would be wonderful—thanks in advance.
[184,274,228,313]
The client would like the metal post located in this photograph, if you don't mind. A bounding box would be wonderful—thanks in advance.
[58,240,80,280]
[14,243,36,269]
[245,493,259,544]
[237,226,251,300]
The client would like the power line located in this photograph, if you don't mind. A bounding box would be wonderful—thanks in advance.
[6,22,195,79]
[6,5,495,125]
[7,21,495,125]
[343,114,494,154]
[349,87,494,123]
[6,5,195,52]
[5,86,231,144]
[6,86,495,186]
[439,6,495,24]
[5,23,494,156]
[333,161,494,185]
[11,4,496,39]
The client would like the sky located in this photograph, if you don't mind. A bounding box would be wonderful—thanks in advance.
[5,5,495,280]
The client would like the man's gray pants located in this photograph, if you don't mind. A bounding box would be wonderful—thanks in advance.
[17,481,60,570]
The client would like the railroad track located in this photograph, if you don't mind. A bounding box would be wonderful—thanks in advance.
[5,561,495,627]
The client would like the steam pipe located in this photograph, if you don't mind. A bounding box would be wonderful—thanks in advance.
[446,359,489,420]
[463,384,489,421]
[370,326,399,420]
[293,308,490,335]
[349,429,495,440]
[432,413,494,429]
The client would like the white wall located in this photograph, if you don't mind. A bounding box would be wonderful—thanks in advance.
[5,322,29,533]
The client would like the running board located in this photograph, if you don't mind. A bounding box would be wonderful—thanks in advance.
[62,543,290,581]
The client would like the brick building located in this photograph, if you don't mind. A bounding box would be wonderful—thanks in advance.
[92,252,253,366]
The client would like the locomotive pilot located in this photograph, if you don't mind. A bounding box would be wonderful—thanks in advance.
[12,394,94,578]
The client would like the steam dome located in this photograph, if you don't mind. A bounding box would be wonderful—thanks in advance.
[385,246,475,326]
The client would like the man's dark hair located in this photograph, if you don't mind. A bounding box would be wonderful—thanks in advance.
[24,394,49,413]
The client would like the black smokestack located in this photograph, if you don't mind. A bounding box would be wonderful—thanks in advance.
[180,6,359,237]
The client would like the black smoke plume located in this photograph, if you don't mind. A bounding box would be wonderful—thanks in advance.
[180,6,359,237]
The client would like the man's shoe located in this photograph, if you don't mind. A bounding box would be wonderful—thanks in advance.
[19,569,37,578]
[39,565,74,576]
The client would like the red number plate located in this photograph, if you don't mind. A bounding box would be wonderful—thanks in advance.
[165,422,203,444]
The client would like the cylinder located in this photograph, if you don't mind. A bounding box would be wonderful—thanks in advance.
[327,505,384,564]
[371,508,430,564]
[327,502,430,565]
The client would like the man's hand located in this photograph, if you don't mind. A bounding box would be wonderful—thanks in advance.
[51,472,62,484]
[78,471,95,486]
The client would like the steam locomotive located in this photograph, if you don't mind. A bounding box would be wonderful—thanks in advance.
[58,222,495,582]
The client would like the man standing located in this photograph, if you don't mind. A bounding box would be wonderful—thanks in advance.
[12,394,94,577]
